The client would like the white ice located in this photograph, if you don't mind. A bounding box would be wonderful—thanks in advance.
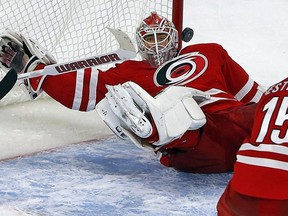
[1,1,288,215]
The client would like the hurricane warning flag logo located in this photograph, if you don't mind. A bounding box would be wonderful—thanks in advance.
[153,52,208,86]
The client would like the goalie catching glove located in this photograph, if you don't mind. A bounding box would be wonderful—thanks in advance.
[0,29,56,99]
[96,81,210,151]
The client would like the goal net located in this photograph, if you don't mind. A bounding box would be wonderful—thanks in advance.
[0,0,182,106]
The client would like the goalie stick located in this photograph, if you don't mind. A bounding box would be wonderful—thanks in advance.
[0,28,136,100]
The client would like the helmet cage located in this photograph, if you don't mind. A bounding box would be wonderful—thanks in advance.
[136,13,178,67]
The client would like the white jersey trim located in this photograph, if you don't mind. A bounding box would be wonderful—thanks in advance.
[237,155,288,171]
[239,143,288,155]
[237,143,288,171]
[234,76,254,101]
[198,88,236,107]
[87,67,99,111]
[72,68,85,110]
[199,96,235,107]
[250,88,263,102]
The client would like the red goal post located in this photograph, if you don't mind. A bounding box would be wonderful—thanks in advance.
[0,0,184,106]
[173,0,184,50]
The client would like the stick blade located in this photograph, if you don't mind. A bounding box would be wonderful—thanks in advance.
[106,28,136,53]
[0,69,18,100]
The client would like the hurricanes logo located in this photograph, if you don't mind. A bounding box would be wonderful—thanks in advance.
[153,52,208,86]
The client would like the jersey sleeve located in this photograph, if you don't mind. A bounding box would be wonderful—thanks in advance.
[29,66,105,111]
[216,44,263,103]
[29,61,138,111]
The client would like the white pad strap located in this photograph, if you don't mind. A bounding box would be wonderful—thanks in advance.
[96,96,154,151]
[105,84,153,138]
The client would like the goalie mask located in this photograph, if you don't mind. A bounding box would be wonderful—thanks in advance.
[136,12,178,67]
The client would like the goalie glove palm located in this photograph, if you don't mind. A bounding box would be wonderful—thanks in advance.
[0,29,56,72]
[0,34,28,73]
[0,29,56,99]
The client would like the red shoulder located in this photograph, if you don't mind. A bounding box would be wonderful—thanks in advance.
[179,43,225,55]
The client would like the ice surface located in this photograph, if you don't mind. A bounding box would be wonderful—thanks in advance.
[0,137,232,216]
[1,0,288,215]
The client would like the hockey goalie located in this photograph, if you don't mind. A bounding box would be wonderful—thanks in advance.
[0,12,262,173]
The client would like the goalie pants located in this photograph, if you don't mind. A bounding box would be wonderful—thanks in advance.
[217,181,288,216]
[161,103,257,173]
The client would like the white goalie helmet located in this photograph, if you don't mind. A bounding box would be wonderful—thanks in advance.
[136,12,178,67]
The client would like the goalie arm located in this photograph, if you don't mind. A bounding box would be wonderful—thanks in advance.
[0,28,136,100]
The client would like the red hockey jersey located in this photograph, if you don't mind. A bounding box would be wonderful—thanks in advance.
[30,43,263,173]
[231,77,288,199]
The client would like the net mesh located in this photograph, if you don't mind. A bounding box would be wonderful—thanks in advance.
[0,0,173,106]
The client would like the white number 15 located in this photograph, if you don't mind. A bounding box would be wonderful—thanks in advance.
[256,97,288,143]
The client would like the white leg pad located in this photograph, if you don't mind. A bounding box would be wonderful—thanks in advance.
[96,81,210,148]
